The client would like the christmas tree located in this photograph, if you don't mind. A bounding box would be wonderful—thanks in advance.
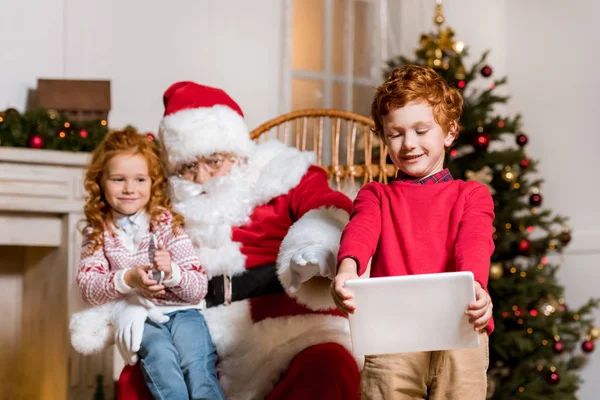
[383,2,599,399]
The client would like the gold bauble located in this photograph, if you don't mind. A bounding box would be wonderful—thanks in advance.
[501,165,517,183]
[590,326,600,341]
[490,263,504,280]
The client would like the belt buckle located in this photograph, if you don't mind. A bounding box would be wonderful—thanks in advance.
[223,274,232,306]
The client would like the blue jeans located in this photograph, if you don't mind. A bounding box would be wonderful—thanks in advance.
[138,308,225,400]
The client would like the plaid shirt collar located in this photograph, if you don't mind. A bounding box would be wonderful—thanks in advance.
[396,168,453,184]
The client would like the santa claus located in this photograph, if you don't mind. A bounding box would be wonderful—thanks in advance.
[87,82,360,399]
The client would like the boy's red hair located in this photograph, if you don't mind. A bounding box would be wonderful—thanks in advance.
[371,65,463,139]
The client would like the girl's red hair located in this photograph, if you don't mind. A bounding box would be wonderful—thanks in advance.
[82,129,183,253]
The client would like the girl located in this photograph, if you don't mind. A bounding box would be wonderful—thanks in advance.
[76,129,225,399]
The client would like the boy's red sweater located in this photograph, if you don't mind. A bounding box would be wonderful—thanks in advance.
[338,179,495,333]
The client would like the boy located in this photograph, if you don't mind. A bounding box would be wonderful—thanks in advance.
[331,65,494,399]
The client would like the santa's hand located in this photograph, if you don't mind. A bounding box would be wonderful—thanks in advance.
[111,295,169,366]
[288,245,336,293]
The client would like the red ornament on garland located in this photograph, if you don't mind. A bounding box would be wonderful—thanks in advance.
[547,371,560,385]
[457,80,466,89]
[553,341,564,354]
[473,132,491,148]
[518,239,531,254]
[520,158,530,168]
[28,135,44,149]
[582,340,595,354]
[79,129,88,138]
[529,193,543,207]
[481,65,493,77]
[516,133,529,147]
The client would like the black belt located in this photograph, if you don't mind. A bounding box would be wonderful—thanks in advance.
[205,263,285,308]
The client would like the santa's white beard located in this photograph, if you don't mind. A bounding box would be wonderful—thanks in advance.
[168,164,258,267]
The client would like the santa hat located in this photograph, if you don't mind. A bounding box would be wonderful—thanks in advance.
[158,82,254,173]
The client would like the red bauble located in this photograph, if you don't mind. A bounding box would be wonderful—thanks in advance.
[481,65,493,77]
[458,80,466,89]
[79,129,88,138]
[516,133,529,147]
[518,239,531,254]
[146,133,155,141]
[547,371,560,385]
[559,303,568,312]
[473,132,491,148]
[582,340,595,353]
[28,135,44,149]
[520,158,530,168]
[559,231,572,245]
[529,193,543,207]
[553,341,564,354]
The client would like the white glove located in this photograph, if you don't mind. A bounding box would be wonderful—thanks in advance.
[111,295,169,366]
[288,244,336,294]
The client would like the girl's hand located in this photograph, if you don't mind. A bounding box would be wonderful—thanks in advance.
[154,243,173,281]
[466,282,493,331]
[330,258,359,317]
[124,266,166,299]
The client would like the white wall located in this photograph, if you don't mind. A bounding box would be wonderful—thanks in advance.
[0,0,284,132]
[505,2,600,399]
[390,1,599,398]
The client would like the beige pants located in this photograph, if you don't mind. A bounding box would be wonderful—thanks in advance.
[361,332,489,400]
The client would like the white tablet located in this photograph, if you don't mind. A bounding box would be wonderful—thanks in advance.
[345,271,479,355]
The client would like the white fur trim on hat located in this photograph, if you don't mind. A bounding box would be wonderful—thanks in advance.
[159,105,255,173]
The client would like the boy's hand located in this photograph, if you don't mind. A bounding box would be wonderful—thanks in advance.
[330,258,359,317]
[154,243,173,281]
[466,282,493,331]
[124,267,166,299]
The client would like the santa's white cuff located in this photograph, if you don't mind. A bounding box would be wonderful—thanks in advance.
[163,262,182,287]
[277,207,349,310]
[114,270,134,294]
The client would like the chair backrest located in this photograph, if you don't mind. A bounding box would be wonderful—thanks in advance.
[249,109,396,195]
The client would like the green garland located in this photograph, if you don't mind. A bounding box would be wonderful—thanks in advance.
[0,108,112,152]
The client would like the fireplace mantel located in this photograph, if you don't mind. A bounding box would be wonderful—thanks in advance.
[0,147,112,399]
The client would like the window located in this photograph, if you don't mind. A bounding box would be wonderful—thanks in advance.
[284,0,385,116]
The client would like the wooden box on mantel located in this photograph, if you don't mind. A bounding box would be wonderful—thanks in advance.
[36,79,111,122]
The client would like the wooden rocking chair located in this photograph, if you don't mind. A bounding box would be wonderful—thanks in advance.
[249,109,396,195]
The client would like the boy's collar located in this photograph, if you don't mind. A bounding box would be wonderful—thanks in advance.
[396,168,453,184]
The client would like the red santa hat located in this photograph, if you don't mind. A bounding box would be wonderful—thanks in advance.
[158,81,254,173]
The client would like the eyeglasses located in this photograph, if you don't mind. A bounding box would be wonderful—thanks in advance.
[177,154,231,180]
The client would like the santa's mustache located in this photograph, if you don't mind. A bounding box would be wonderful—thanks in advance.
[167,164,254,225]
[169,166,245,201]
